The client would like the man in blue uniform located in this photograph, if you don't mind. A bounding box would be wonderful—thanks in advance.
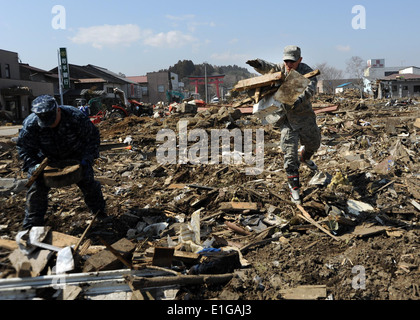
[247,45,321,204]
[78,104,90,117]
[17,95,106,229]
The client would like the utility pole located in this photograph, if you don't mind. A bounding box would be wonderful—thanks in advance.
[204,63,208,103]
[57,49,63,105]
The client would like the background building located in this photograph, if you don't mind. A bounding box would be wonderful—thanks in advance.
[49,64,142,107]
[364,59,409,81]
[317,79,360,94]
[377,73,420,98]
[0,49,53,122]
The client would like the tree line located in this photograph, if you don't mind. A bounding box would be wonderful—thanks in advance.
[159,60,254,100]
[158,56,365,99]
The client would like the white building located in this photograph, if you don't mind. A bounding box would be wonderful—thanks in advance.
[364,59,409,81]
[399,67,420,75]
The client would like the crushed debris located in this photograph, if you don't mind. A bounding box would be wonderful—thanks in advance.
[0,92,419,301]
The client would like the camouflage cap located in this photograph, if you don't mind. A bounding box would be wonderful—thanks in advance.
[283,45,301,62]
[31,95,58,127]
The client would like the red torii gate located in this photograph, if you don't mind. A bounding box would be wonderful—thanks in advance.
[189,75,225,98]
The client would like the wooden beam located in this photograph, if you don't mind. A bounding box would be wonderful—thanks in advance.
[127,273,234,289]
[303,69,320,79]
[25,157,49,188]
[219,202,258,212]
[314,105,339,114]
[233,72,284,92]
[224,221,252,236]
[279,285,327,300]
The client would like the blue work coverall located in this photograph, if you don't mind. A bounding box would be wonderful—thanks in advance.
[17,105,106,229]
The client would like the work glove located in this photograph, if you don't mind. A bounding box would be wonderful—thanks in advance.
[246,59,262,69]
[265,104,286,124]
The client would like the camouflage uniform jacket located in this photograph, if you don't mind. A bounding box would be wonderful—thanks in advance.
[17,105,100,172]
[253,59,318,130]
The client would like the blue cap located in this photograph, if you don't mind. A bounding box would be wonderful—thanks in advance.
[31,95,58,127]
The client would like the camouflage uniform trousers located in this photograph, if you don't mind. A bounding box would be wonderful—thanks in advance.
[23,165,105,229]
[279,116,321,179]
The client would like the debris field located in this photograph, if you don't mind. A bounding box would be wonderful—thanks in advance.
[0,91,419,300]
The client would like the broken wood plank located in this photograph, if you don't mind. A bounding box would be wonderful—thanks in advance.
[45,231,79,248]
[233,69,318,93]
[145,247,200,264]
[25,157,49,188]
[77,239,92,256]
[414,118,420,129]
[74,210,101,253]
[350,223,390,238]
[410,199,420,211]
[62,285,83,300]
[0,239,17,251]
[83,238,136,272]
[99,237,133,269]
[296,204,341,241]
[303,69,320,79]
[172,250,200,263]
[95,176,118,186]
[8,248,54,277]
[279,285,327,300]
[219,202,258,212]
[128,281,145,300]
[233,72,284,92]
[314,105,339,114]
[168,183,187,189]
[127,273,234,289]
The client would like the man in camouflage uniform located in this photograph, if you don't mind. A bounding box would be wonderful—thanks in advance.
[247,45,320,204]
[17,95,106,229]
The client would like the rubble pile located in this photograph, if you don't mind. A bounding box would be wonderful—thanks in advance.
[0,95,419,300]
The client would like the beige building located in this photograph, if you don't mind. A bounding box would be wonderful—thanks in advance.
[0,49,53,122]
[128,71,184,105]
[146,71,173,104]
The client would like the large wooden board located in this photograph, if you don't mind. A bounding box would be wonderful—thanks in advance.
[233,72,284,92]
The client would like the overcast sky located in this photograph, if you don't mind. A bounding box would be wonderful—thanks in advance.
[1,0,419,77]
